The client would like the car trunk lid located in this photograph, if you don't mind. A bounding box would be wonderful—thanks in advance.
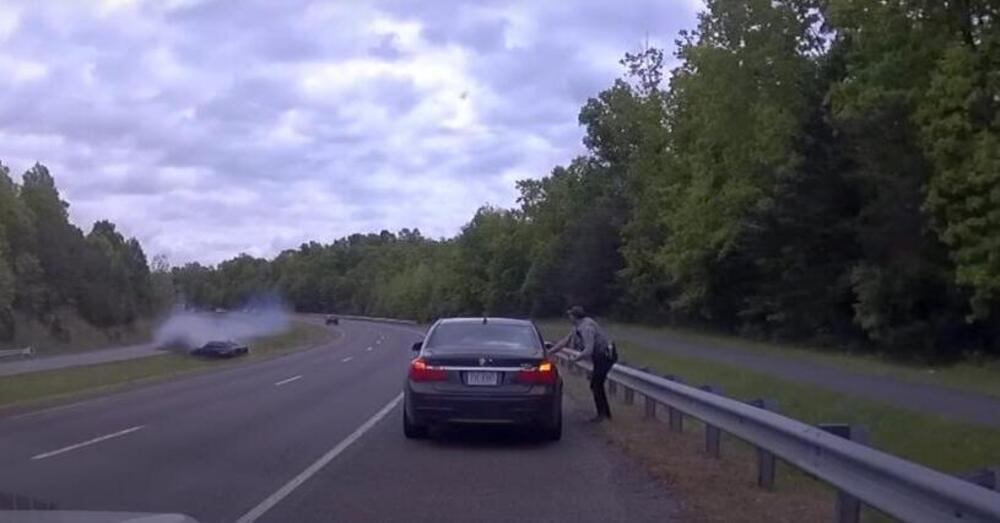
[422,350,545,393]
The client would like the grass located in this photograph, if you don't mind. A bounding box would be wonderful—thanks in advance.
[562,369,909,522]
[560,375,836,523]
[538,320,1000,399]
[0,320,332,410]
[5,310,156,356]
[569,338,1000,473]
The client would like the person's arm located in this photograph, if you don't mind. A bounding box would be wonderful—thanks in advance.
[546,332,572,357]
[573,323,595,362]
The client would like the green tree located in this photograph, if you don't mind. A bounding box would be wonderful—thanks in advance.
[918,40,1000,318]
[653,0,823,320]
[79,220,152,326]
[19,164,87,310]
[149,254,176,313]
[0,233,14,340]
[826,0,998,355]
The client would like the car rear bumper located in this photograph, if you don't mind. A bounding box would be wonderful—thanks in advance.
[406,388,560,426]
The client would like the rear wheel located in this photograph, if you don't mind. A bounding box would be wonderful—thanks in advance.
[542,401,562,442]
[403,407,428,439]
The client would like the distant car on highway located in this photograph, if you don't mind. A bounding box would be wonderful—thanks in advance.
[404,317,562,441]
[191,340,249,358]
[325,315,339,325]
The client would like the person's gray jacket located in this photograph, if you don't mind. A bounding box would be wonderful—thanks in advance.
[571,317,611,362]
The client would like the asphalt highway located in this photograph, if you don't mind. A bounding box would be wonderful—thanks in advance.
[0,320,677,522]
[0,341,163,377]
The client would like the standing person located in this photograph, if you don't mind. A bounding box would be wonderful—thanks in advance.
[547,305,617,422]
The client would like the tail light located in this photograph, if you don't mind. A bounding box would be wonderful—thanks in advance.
[514,360,558,385]
[409,358,448,382]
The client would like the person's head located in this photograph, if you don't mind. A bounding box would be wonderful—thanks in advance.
[566,305,587,324]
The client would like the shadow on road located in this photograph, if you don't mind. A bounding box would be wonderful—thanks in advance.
[0,490,59,510]
[422,425,556,449]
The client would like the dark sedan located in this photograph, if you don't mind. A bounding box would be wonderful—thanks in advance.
[403,317,562,441]
[191,340,249,358]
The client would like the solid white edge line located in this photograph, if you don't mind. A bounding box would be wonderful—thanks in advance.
[31,425,146,460]
[274,375,302,387]
[341,356,353,362]
[235,393,403,523]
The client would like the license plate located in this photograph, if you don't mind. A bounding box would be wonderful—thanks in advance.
[465,371,499,386]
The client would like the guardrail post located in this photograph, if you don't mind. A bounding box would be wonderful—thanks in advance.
[665,375,685,433]
[960,466,999,491]
[623,386,635,405]
[643,395,657,420]
[820,423,868,523]
[607,380,618,397]
[749,398,779,490]
[700,385,724,458]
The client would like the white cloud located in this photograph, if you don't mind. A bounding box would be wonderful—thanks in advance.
[0,5,20,41]
[0,55,47,83]
[0,0,701,264]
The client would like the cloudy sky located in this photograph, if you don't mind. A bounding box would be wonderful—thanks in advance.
[0,0,700,265]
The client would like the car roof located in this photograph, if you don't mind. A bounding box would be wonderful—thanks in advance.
[435,317,534,326]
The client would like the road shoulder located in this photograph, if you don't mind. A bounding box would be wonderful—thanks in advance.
[258,389,680,523]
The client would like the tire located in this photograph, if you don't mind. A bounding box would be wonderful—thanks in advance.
[403,407,429,439]
[542,402,562,442]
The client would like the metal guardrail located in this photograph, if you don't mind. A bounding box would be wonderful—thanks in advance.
[0,347,33,360]
[556,354,1000,523]
[325,314,418,325]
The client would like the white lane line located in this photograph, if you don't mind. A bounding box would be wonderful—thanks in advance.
[31,425,146,460]
[274,375,302,387]
[235,393,403,523]
[341,356,354,362]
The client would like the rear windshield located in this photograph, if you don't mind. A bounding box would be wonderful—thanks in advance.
[425,323,540,352]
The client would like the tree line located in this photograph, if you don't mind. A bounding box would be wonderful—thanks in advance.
[175,0,1000,360]
[7,1,998,361]
[0,162,173,343]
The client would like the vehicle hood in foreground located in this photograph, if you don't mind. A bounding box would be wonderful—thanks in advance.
[0,511,199,523]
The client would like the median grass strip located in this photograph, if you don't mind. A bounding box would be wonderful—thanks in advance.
[0,320,332,410]
[538,320,1000,399]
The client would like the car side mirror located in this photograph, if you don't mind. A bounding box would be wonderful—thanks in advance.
[544,341,553,350]
[411,341,422,352]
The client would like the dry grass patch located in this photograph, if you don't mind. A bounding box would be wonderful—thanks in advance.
[561,372,838,522]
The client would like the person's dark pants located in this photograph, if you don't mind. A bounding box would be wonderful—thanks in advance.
[590,358,613,419]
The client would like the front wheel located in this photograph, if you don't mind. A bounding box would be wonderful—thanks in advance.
[403,407,428,439]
